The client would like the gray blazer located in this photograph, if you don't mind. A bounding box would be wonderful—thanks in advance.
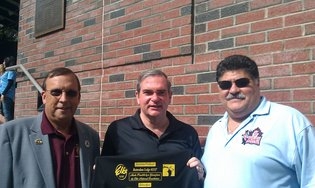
[0,112,100,188]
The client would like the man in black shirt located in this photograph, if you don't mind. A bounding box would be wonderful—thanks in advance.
[99,69,205,187]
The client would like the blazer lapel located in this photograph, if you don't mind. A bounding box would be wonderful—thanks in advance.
[29,120,56,188]
[77,123,93,188]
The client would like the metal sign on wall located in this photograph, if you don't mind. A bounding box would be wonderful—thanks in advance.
[34,0,65,38]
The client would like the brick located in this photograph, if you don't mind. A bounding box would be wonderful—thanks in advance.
[236,10,265,24]
[171,35,191,46]
[195,31,220,43]
[195,2,207,14]
[194,52,220,64]
[110,9,125,19]
[274,75,310,89]
[222,24,250,38]
[84,18,96,27]
[273,50,310,64]
[284,36,315,50]
[285,10,315,26]
[186,105,209,114]
[209,0,234,9]
[107,90,125,99]
[163,66,186,76]
[292,62,315,74]
[262,90,291,102]
[236,33,265,46]
[180,46,191,55]
[185,63,210,74]
[249,41,283,55]
[259,64,291,78]
[221,2,249,18]
[250,0,282,10]
[163,9,180,20]
[293,89,315,101]
[173,16,191,28]
[269,26,302,41]
[70,37,83,45]
[181,5,191,16]
[161,47,180,57]
[186,84,209,94]
[173,74,196,85]
[134,44,150,54]
[195,10,220,23]
[109,74,124,82]
[252,18,283,32]
[268,1,302,17]
[125,20,142,30]
[258,79,271,90]
[172,95,195,105]
[195,24,206,34]
[125,90,135,98]
[208,38,234,50]
[172,86,184,95]
[194,44,206,54]
[305,0,315,10]
[107,107,124,115]
[125,37,143,47]
[305,23,315,35]
[197,115,221,125]
[117,48,133,57]
[152,41,170,51]
[197,93,219,104]
[82,78,94,85]
[44,51,54,58]
[168,105,184,114]
[197,72,216,83]
[117,98,134,106]
[161,28,180,40]
[143,51,161,61]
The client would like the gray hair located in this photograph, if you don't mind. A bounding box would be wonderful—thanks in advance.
[136,69,171,93]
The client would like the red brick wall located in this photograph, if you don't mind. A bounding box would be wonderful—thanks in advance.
[16,0,315,145]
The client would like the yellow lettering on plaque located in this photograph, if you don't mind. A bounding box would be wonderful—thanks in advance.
[138,182,152,187]
[162,164,175,177]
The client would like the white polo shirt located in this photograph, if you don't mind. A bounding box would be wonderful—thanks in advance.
[202,97,315,188]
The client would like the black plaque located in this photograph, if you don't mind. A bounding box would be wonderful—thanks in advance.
[92,151,202,188]
[34,0,65,38]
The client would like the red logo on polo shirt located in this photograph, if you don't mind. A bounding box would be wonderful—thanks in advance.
[241,127,263,145]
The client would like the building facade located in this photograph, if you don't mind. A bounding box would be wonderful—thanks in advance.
[16,0,315,144]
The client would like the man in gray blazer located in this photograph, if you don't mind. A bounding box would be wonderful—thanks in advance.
[0,67,100,188]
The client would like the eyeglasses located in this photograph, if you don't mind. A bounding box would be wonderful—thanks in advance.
[218,78,250,90]
[45,89,79,98]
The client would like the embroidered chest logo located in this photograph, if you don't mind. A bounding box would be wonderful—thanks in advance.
[241,127,263,145]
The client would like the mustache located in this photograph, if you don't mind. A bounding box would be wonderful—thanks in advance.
[226,93,246,100]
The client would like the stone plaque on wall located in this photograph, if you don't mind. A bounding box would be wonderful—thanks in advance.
[34,0,65,38]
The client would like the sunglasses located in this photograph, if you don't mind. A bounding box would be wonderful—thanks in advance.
[46,89,79,98]
[218,78,250,90]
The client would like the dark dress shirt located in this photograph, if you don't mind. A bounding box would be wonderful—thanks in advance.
[41,113,82,188]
